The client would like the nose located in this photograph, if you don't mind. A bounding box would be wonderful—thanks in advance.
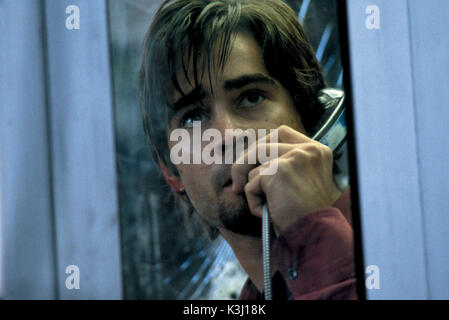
[211,109,235,160]
[211,109,252,163]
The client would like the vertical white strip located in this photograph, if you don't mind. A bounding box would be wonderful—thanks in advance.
[407,0,449,299]
[346,0,428,299]
[0,80,3,299]
[0,0,57,299]
[44,0,122,299]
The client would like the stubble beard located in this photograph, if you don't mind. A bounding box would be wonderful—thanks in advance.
[217,194,262,237]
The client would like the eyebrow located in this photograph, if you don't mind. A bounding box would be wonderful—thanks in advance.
[223,73,278,91]
[172,86,206,111]
[170,73,278,113]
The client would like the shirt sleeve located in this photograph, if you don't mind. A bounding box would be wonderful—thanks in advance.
[273,207,357,300]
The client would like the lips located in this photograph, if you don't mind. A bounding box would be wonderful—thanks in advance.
[223,178,233,188]
[212,165,233,192]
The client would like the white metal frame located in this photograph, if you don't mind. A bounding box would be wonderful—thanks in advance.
[346,0,449,299]
[0,0,122,299]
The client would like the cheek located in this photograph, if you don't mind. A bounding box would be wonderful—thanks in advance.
[177,165,209,197]
[277,103,306,134]
[177,165,217,219]
[288,112,306,134]
[272,89,304,131]
[265,106,305,134]
[176,164,194,186]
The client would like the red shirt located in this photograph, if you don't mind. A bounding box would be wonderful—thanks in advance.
[238,189,357,300]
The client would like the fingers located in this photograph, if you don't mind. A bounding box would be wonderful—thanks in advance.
[232,142,293,194]
[244,173,263,218]
[267,125,312,144]
[231,142,327,194]
[236,125,312,151]
[230,125,319,195]
[244,161,275,218]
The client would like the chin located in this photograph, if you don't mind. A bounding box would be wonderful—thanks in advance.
[218,194,262,237]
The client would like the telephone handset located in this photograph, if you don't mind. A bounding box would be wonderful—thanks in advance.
[312,88,349,192]
[262,88,349,300]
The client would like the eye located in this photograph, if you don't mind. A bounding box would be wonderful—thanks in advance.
[240,90,265,108]
[180,109,205,128]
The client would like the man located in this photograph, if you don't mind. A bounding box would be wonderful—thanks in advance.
[139,0,356,299]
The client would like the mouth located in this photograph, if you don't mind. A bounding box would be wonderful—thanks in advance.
[223,178,233,189]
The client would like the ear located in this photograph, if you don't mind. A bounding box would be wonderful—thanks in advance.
[159,161,185,194]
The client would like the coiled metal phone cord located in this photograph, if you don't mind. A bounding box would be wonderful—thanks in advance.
[262,203,272,300]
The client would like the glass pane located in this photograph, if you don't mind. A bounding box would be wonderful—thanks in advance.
[108,0,248,299]
[109,0,358,300]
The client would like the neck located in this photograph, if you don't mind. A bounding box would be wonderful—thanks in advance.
[218,228,276,292]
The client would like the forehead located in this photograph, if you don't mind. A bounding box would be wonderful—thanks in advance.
[167,32,269,102]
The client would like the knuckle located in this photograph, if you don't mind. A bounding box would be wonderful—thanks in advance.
[262,174,274,190]
[292,148,304,158]
[289,147,306,160]
[277,158,290,175]
[321,145,333,161]
[306,143,331,161]
[248,167,259,180]
[277,124,290,132]
[277,125,293,138]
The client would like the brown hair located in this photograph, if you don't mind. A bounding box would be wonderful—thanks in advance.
[139,0,325,237]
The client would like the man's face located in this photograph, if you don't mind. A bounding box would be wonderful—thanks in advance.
[166,32,306,236]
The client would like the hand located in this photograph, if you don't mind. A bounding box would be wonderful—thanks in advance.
[231,125,342,236]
